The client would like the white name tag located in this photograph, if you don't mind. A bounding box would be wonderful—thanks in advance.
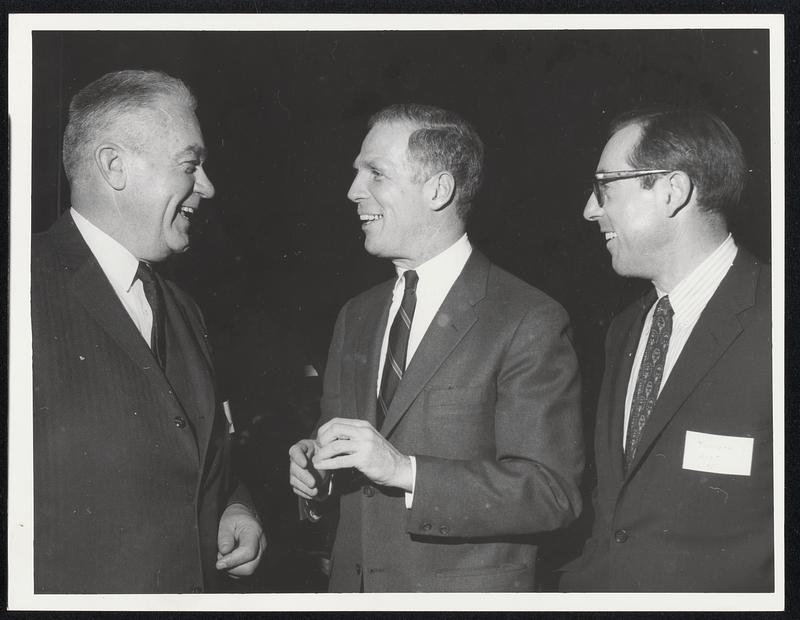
[682,430,754,476]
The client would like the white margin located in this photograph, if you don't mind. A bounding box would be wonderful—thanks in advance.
[7,12,785,612]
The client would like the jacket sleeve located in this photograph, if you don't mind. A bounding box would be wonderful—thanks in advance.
[297,301,350,521]
[409,301,584,537]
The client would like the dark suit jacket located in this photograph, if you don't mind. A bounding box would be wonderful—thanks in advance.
[318,250,583,592]
[32,213,250,593]
[560,248,773,592]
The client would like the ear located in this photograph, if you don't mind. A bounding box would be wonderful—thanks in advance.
[425,171,456,211]
[663,170,694,218]
[94,143,127,191]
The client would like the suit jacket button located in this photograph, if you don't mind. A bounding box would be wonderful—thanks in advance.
[174,416,187,428]
[362,485,375,497]
[439,525,449,535]
[422,522,432,532]
[614,529,629,543]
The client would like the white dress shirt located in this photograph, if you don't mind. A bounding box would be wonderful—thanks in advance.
[623,234,738,445]
[70,208,155,347]
[375,233,473,506]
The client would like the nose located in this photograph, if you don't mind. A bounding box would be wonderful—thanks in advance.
[195,166,215,199]
[583,191,603,221]
[347,170,367,203]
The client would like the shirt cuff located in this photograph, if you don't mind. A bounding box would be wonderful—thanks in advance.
[404,456,417,509]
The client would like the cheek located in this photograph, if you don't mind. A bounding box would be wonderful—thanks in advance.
[366,182,389,207]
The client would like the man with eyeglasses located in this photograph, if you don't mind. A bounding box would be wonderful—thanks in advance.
[559,109,773,592]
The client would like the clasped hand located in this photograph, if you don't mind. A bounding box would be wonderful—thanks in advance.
[215,502,266,578]
[289,418,413,494]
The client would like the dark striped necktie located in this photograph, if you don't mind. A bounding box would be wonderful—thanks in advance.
[377,270,419,429]
[625,294,673,470]
[136,261,167,370]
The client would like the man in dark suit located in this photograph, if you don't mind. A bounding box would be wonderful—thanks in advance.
[559,109,773,592]
[289,104,583,592]
[32,69,265,593]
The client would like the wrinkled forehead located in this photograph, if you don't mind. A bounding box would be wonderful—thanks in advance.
[358,121,416,162]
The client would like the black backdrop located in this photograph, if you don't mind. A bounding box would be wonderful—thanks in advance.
[31,29,772,592]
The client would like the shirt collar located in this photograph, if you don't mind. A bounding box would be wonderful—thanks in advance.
[394,233,472,287]
[70,208,141,293]
[654,233,737,317]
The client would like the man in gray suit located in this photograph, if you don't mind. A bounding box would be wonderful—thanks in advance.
[289,104,584,592]
[33,69,265,593]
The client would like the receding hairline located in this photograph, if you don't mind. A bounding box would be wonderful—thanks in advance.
[106,98,204,151]
[353,120,420,170]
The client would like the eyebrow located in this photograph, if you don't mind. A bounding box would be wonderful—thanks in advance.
[175,144,208,161]
[353,156,390,171]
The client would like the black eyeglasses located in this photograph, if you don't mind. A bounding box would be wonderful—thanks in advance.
[591,169,672,207]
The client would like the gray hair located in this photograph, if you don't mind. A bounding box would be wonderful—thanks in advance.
[62,69,196,183]
[369,104,484,219]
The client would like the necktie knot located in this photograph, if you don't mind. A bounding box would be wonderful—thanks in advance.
[136,261,155,285]
[403,270,419,291]
[654,295,673,318]
[136,261,166,369]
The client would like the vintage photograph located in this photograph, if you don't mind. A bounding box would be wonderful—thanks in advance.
[8,13,783,611]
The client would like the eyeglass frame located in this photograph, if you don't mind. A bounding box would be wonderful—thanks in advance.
[591,169,673,207]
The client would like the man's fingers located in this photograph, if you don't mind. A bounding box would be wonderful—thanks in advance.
[288,440,316,467]
[216,529,261,572]
[313,453,356,472]
[289,470,318,497]
[316,418,371,444]
[288,447,308,468]
[217,515,237,556]
[312,438,357,465]
[224,554,262,578]
[289,461,317,488]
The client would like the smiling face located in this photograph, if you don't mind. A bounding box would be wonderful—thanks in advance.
[119,98,215,262]
[583,123,674,282]
[347,121,441,269]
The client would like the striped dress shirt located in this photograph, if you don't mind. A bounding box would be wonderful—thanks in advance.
[622,234,738,445]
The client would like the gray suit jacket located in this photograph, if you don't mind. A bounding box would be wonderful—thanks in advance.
[320,250,584,592]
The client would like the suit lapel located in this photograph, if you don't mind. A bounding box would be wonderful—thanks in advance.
[624,250,758,476]
[66,237,173,392]
[55,214,198,461]
[161,280,211,463]
[380,252,487,438]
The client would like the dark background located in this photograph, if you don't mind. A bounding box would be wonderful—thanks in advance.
[31,29,772,592]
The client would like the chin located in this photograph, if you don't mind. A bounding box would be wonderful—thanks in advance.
[362,238,384,258]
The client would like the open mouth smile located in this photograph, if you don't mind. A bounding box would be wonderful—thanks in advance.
[360,213,383,225]
[180,205,197,222]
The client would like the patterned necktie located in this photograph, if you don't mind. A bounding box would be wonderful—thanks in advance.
[377,270,419,429]
[625,295,673,470]
[136,261,167,369]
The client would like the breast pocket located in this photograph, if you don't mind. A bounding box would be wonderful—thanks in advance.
[426,386,487,416]
[423,386,494,458]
